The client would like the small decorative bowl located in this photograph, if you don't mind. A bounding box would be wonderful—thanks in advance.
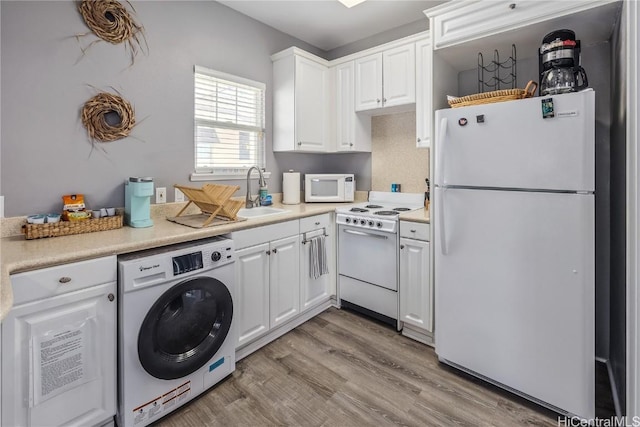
[27,214,46,224]
[46,213,61,223]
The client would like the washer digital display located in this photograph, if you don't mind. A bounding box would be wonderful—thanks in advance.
[172,252,203,275]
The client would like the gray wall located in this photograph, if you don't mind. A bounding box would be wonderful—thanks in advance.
[1,0,369,216]
[609,1,627,413]
[326,19,427,60]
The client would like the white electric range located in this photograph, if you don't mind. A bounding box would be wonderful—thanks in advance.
[336,191,424,328]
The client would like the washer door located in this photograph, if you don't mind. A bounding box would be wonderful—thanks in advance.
[138,277,233,380]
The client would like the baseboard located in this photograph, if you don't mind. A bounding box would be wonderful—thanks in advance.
[401,323,435,347]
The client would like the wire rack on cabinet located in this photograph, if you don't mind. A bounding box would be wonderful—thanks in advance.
[478,44,517,93]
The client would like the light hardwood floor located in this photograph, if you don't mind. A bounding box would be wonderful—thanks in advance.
[156,307,567,426]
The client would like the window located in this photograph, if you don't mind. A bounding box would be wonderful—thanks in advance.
[192,66,265,180]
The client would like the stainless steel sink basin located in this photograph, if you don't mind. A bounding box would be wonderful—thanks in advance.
[237,206,290,219]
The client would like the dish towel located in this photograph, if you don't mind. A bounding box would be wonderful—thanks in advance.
[309,235,329,280]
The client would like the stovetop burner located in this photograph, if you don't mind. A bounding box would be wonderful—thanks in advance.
[393,207,411,212]
[365,204,383,209]
[375,210,399,216]
[350,207,369,213]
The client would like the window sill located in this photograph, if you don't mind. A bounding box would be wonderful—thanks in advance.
[190,171,272,182]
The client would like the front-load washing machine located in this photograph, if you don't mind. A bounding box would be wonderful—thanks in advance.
[117,237,236,427]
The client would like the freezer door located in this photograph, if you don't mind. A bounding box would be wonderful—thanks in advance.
[434,91,594,192]
[434,187,594,419]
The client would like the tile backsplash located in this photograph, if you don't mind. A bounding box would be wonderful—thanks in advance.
[371,112,430,194]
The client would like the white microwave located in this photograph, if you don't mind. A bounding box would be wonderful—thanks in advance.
[305,174,355,203]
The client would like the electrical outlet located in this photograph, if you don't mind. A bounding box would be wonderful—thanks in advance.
[155,187,166,204]
[175,188,185,203]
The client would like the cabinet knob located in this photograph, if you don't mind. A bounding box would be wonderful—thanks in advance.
[266,250,271,255]
[509,3,516,9]
[410,229,417,233]
[272,248,278,254]
[349,143,354,147]
[58,276,72,284]
[315,221,321,225]
[376,99,380,103]
[417,138,421,143]
[298,141,302,146]
[400,244,405,249]
[383,98,387,103]
[108,293,115,302]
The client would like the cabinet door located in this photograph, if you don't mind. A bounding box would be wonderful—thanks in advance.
[269,235,300,327]
[336,62,372,152]
[383,44,416,108]
[295,56,328,151]
[415,38,432,148]
[1,282,116,427]
[355,53,383,111]
[399,237,432,332]
[300,230,332,311]
[235,243,270,347]
[335,62,355,151]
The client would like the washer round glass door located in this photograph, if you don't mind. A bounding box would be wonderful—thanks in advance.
[138,277,233,380]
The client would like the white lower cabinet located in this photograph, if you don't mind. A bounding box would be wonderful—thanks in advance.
[235,243,271,347]
[233,217,336,356]
[269,235,301,327]
[399,221,433,344]
[233,220,305,350]
[300,214,334,310]
[1,257,117,427]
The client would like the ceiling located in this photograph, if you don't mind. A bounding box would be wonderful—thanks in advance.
[217,0,447,52]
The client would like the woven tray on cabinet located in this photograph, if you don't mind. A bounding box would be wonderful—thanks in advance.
[448,81,538,108]
[22,215,123,240]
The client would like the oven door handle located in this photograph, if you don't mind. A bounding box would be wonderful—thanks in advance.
[343,229,389,240]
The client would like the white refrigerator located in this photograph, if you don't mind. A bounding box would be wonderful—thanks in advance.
[434,90,595,419]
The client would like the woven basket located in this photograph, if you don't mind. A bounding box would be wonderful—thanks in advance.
[449,81,538,108]
[23,215,123,240]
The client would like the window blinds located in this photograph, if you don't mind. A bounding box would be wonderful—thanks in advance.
[194,66,265,175]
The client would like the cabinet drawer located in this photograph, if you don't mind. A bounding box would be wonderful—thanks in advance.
[400,221,430,241]
[429,1,611,50]
[11,256,117,305]
[300,213,332,234]
[232,220,300,250]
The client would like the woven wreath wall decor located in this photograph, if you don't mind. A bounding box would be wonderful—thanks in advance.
[77,0,147,64]
[81,91,135,143]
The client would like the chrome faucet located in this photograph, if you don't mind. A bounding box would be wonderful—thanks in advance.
[245,166,266,208]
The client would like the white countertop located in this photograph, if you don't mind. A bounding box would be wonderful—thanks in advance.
[0,199,429,321]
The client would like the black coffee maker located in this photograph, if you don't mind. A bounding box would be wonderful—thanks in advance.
[539,29,588,95]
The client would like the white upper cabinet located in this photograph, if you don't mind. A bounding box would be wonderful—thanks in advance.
[382,44,416,108]
[354,53,383,111]
[335,61,372,152]
[272,48,330,152]
[427,0,619,50]
[355,43,415,113]
[415,37,431,148]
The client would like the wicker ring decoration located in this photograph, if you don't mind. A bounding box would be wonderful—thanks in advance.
[77,0,146,63]
[81,92,135,142]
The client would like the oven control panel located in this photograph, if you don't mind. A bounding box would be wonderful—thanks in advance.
[336,213,397,233]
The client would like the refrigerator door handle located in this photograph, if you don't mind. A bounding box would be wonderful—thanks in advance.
[436,187,448,255]
[436,117,448,185]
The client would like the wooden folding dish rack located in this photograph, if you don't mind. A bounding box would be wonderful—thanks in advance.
[173,184,244,227]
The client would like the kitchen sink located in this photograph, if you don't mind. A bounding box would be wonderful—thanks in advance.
[237,206,290,219]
